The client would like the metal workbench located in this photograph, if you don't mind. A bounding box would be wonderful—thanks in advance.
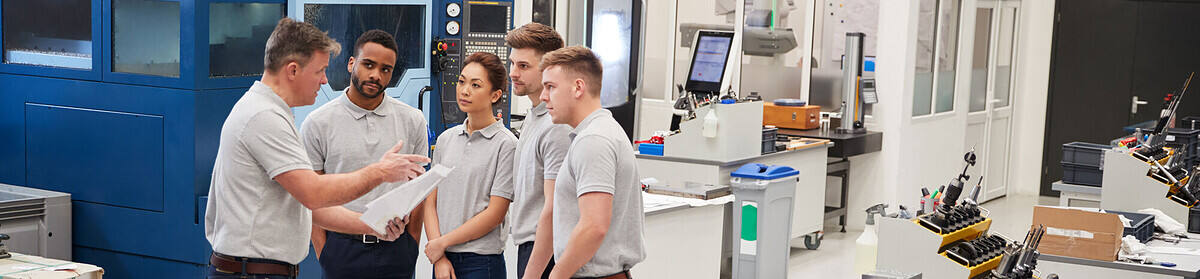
[778,128,883,232]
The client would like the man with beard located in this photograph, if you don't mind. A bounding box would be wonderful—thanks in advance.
[300,29,429,279]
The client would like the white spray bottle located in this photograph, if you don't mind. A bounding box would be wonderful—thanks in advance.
[855,204,887,275]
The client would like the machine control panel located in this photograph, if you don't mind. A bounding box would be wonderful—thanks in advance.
[430,0,513,135]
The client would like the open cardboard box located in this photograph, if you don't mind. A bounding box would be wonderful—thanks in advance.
[1030,206,1123,262]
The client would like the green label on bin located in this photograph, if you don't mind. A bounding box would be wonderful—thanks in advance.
[740,201,758,255]
[741,202,758,240]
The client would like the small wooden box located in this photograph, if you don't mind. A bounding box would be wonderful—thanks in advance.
[763,103,820,130]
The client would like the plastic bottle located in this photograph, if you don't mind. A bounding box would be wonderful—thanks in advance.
[855,204,885,275]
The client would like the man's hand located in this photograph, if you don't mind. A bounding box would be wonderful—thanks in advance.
[375,141,431,182]
[425,237,448,263]
[434,257,457,279]
[374,217,406,242]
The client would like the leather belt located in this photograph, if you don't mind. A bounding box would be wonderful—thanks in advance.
[574,270,631,279]
[210,252,297,277]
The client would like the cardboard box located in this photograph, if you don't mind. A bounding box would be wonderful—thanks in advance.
[763,103,820,130]
[1030,206,1123,262]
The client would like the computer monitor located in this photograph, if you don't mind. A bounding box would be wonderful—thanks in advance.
[684,30,735,94]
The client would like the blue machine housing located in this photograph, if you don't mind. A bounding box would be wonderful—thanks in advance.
[0,0,283,277]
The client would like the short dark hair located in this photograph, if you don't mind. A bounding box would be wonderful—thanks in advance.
[264,18,341,73]
[540,46,603,97]
[463,52,508,104]
[354,29,398,57]
[505,23,564,55]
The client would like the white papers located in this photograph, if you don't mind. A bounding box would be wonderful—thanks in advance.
[1147,246,1200,256]
[359,165,453,235]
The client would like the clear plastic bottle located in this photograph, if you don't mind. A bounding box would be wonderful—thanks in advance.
[854,208,881,275]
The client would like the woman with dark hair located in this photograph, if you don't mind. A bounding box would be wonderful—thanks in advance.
[422,52,516,279]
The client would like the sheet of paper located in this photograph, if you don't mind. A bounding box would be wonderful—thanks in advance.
[359,165,453,235]
[1147,246,1200,256]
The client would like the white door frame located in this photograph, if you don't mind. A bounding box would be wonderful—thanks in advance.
[966,0,1021,203]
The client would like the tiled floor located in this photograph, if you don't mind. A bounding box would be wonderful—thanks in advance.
[787,194,1059,278]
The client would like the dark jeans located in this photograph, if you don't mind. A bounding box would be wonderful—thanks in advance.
[516,241,554,279]
[207,264,293,279]
[440,252,505,279]
[319,231,419,279]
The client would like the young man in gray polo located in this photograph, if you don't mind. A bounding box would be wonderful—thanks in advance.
[505,23,570,279]
[301,30,428,279]
[534,46,645,279]
[205,19,428,279]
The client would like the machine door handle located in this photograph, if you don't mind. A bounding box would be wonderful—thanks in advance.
[1133,96,1150,114]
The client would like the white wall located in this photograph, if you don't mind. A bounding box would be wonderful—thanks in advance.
[1008,0,1054,197]
[833,0,921,232]
[837,0,1059,231]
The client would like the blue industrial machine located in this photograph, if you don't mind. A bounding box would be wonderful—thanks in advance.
[428,0,513,135]
[0,0,286,277]
[1,0,511,278]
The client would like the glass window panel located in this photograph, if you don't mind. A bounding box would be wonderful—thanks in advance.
[912,0,936,116]
[210,3,285,78]
[591,2,633,108]
[113,0,180,77]
[934,0,960,113]
[3,0,92,69]
[532,0,554,27]
[969,8,993,113]
[304,4,426,90]
[993,7,1017,108]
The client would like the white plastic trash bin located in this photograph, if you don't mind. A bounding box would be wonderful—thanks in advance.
[731,163,798,279]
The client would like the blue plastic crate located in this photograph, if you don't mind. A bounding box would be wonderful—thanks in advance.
[1107,210,1155,243]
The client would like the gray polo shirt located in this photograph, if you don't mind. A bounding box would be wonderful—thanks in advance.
[300,93,428,213]
[205,81,314,264]
[553,109,646,277]
[510,103,572,245]
[433,120,516,255]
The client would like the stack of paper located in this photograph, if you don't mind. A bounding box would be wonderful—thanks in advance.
[359,165,454,235]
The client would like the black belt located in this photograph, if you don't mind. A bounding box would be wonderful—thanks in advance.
[210,252,297,277]
[329,231,386,244]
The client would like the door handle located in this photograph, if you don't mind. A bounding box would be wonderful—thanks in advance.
[1132,96,1149,114]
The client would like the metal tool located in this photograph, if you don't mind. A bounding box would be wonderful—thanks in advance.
[0,233,12,259]
[918,150,981,233]
[836,32,867,134]
[989,225,1047,279]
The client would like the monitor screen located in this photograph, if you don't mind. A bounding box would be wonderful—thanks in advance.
[469,5,508,34]
[685,31,734,93]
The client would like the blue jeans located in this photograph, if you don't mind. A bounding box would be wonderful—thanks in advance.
[440,252,505,279]
[319,231,419,279]
[207,265,293,279]
[516,242,554,279]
